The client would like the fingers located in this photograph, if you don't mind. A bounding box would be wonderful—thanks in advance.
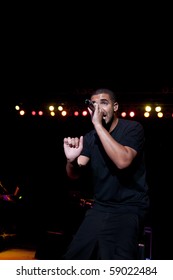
[80,135,83,143]
[64,137,81,148]
[88,103,104,116]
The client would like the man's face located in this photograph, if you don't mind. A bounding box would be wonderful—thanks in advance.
[91,93,118,124]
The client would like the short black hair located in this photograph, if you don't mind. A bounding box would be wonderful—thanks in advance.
[91,88,118,103]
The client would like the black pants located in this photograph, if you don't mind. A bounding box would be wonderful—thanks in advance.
[63,208,141,260]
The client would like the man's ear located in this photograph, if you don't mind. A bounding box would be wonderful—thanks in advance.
[114,102,119,112]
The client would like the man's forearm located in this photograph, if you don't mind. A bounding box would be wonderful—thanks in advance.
[66,159,81,179]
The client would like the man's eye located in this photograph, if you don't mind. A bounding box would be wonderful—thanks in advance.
[101,102,108,105]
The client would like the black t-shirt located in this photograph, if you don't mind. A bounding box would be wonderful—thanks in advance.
[81,118,149,215]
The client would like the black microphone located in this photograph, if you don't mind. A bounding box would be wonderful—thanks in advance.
[85,99,95,111]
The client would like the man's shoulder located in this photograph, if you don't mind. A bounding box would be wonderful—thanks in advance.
[119,118,143,128]
[118,119,144,135]
[84,129,96,139]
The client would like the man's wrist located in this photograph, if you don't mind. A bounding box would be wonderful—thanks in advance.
[67,158,79,168]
